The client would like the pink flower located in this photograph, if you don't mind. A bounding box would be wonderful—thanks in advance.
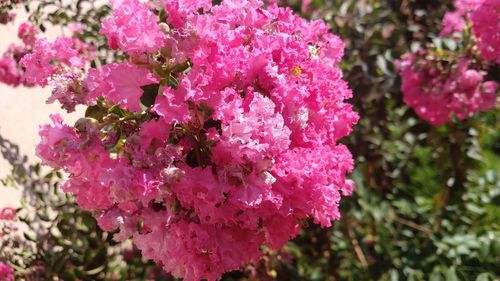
[36,114,113,177]
[85,62,159,111]
[397,51,497,125]
[47,70,85,112]
[17,22,38,46]
[212,93,291,164]
[161,0,212,27]
[152,90,190,124]
[272,144,355,228]
[455,0,485,13]
[0,262,14,281]
[20,37,93,86]
[68,23,84,35]
[470,0,500,64]
[0,56,22,86]
[301,0,312,13]
[135,220,264,281]
[441,11,466,37]
[0,208,16,220]
[19,39,56,86]
[36,114,80,170]
[101,0,165,53]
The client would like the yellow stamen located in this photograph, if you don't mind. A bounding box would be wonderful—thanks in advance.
[290,66,302,76]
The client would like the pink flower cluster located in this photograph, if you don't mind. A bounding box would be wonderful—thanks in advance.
[440,0,483,37]
[0,44,26,86]
[400,0,499,126]
[0,208,16,221]
[441,0,500,64]
[397,51,497,126]
[0,22,94,111]
[440,11,466,37]
[0,262,14,281]
[0,23,38,87]
[35,0,358,280]
[470,0,500,64]
[100,0,165,53]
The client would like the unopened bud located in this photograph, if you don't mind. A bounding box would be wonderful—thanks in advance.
[75,117,99,132]
[161,166,185,183]
[260,171,276,185]
[159,22,170,33]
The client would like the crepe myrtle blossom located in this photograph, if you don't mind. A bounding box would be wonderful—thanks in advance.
[440,0,500,64]
[0,23,35,87]
[36,0,358,280]
[0,208,16,221]
[401,0,498,126]
[17,22,38,45]
[397,50,497,126]
[0,22,95,112]
[0,262,14,281]
[19,36,94,87]
[470,0,500,64]
[0,47,24,87]
[440,11,466,37]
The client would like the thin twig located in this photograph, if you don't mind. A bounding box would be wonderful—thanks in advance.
[393,215,432,235]
[345,219,368,269]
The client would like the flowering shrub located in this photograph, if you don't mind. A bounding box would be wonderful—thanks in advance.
[29,0,358,279]
[398,0,498,126]
[1,0,498,280]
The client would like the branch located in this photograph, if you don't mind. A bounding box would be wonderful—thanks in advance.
[345,219,368,269]
[393,215,432,235]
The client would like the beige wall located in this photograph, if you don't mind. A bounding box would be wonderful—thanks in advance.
[0,12,81,208]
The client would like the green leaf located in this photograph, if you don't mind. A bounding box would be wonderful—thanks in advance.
[444,267,459,281]
[24,232,37,242]
[84,265,105,276]
[140,83,160,110]
[108,104,127,117]
[475,273,494,281]
[33,163,41,176]
[168,75,179,88]
[85,105,106,121]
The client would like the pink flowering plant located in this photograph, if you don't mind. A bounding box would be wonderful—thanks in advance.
[0,207,27,281]
[2,0,499,280]
[9,0,359,279]
[397,49,497,126]
[0,21,95,113]
[397,0,499,126]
